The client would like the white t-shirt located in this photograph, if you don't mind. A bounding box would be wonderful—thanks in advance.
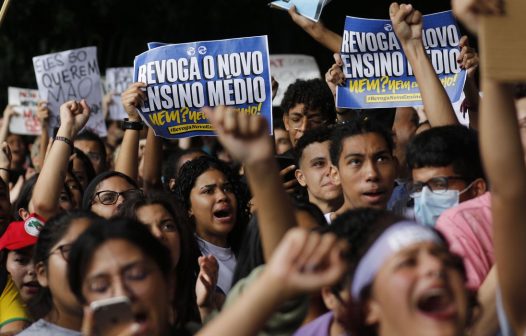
[18,319,81,336]
[324,212,333,225]
[196,236,237,294]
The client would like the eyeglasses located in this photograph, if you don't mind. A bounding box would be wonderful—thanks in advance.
[92,189,143,205]
[409,176,467,195]
[49,244,73,262]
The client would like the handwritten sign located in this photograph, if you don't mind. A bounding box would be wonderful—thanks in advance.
[7,87,41,135]
[33,47,107,136]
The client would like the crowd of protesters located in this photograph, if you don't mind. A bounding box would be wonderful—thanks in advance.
[1,0,524,335]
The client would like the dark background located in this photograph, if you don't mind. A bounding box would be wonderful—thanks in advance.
[0,0,459,111]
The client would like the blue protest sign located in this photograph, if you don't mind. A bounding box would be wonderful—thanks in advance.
[134,36,272,139]
[336,11,466,109]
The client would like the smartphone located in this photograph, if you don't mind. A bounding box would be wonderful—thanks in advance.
[90,296,134,335]
[275,155,296,182]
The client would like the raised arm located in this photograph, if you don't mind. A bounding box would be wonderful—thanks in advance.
[457,36,481,129]
[197,228,348,336]
[142,128,163,192]
[114,82,146,180]
[480,77,526,334]
[35,101,50,170]
[30,100,90,219]
[205,107,294,261]
[390,3,458,126]
[0,142,11,197]
[0,105,16,145]
[288,5,342,53]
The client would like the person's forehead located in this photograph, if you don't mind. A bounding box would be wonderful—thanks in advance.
[301,141,330,161]
[411,165,458,183]
[340,133,390,156]
[97,176,134,192]
[194,169,227,186]
[86,239,144,276]
[288,103,321,117]
[74,139,102,152]
[137,204,171,220]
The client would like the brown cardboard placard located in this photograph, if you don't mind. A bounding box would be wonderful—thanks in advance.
[480,0,526,81]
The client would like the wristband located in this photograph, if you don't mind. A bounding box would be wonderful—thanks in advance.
[54,136,74,153]
[121,118,144,131]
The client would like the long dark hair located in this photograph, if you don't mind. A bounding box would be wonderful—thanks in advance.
[67,217,172,304]
[81,171,139,210]
[12,174,38,220]
[117,191,201,325]
[29,210,100,319]
[173,156,249,255]
[70,148,96,188]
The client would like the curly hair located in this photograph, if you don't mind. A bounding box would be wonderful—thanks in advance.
[281,78,336,123]
[173,156,249,255]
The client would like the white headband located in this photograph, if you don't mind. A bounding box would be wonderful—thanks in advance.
[351,221,443,299]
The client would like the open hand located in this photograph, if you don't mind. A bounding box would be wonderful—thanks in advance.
[195,255,219,310]
[457,36,479,78]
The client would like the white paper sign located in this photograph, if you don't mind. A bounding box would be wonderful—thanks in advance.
[33,46,107,137]
[7,87,42,135]
[269,54,321,105]
[105,67,134,120]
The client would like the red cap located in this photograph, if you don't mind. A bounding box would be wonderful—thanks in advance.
[0,214,45,251]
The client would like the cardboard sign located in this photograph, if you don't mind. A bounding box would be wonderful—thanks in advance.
[480,0,526,81]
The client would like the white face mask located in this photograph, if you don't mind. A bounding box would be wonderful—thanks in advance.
[413,182,474,226]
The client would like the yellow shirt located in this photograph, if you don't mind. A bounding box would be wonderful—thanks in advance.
[0,276,31,329]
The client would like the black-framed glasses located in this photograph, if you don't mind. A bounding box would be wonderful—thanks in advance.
[49,244,73,262]
[92,189,143,205]
[409,176,467,195]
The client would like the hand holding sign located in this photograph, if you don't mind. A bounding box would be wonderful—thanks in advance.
[2,105,18,122]
[121,82,146,122]
[457,36,479,78]
[36,101,50,128]
[204,106,273,165]
[389,3,423,49]
[59,100,91,138]
[0,142,12,170]
[325,53,345,99]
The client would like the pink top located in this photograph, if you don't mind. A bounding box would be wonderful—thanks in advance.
[435,192,494,289]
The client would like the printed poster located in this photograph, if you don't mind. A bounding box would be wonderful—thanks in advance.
[336,11,466,109]
[134,36,272,139]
